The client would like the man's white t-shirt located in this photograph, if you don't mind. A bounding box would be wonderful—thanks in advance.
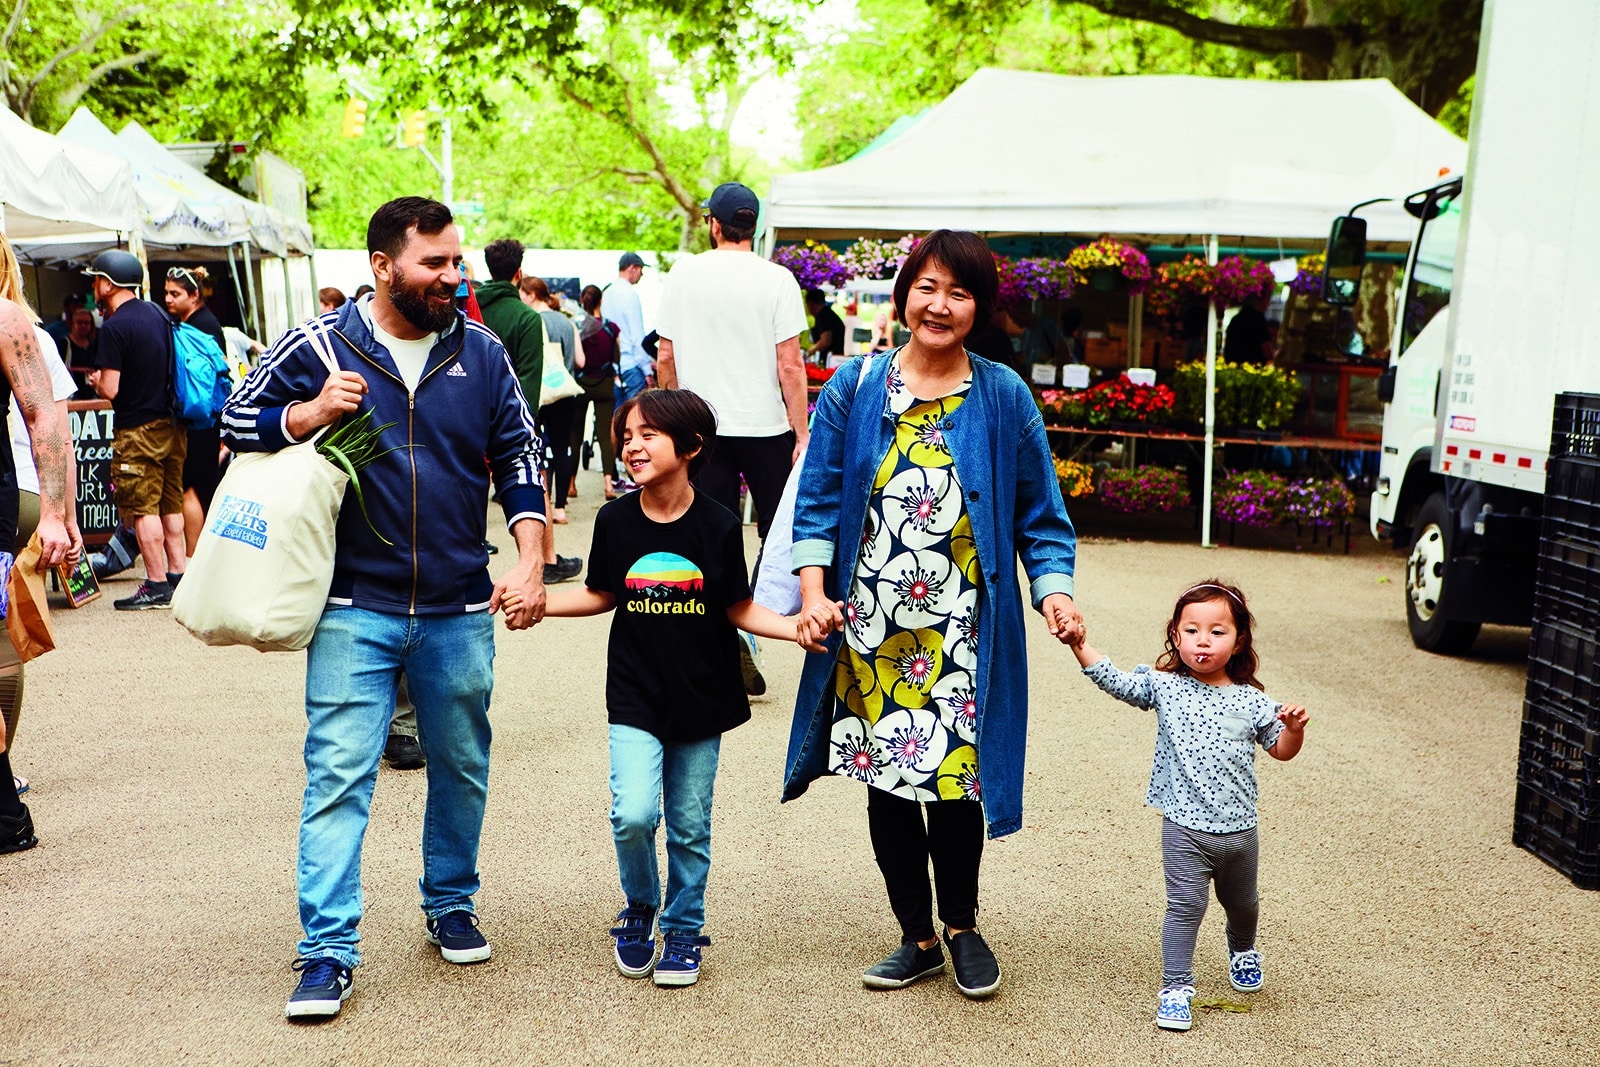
[10,324,79,495]
[370,315,437,393]
[653,250,808,438]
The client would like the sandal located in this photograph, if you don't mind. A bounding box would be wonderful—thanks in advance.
[13,775,27,795]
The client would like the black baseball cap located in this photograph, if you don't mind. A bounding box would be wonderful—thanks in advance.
[702,182,759,225]
[618,252,646,270]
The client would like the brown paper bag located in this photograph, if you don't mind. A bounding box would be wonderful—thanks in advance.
[6,532,56,663]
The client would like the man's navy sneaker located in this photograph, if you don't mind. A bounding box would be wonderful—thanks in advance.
[653,933,710,987]
[426,909,492,964]
[609,902,657,978]
[113,580,172,611]
[285,957,352,1020]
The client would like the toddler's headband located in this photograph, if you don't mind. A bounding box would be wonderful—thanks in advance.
[1182,583,1245,608]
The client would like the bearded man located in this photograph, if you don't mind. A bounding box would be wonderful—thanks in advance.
[221,197,548,1021]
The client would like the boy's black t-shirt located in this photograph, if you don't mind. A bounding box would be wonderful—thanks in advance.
[587,490,753,742]
[94,298,173,429]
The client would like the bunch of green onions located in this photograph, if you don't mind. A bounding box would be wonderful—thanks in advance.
[318,410,401,545]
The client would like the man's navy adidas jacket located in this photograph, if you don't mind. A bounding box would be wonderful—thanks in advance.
[220,296,545,615]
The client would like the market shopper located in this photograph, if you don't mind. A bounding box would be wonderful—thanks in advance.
[163,265,228,558]
[608,253,650,407]
[0,235,83,853]
[572,284,621,500]
[221,198,548,1021]
[785,229,1081,999]
[804,289,846,361]
[86,249,188,610]
[1066,580,1308,1032]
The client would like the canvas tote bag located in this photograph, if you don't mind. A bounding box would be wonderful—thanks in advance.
[173,318,351,651]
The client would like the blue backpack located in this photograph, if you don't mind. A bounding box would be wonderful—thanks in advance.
[171,321,231,429]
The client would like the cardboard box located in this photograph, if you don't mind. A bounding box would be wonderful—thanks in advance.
[1084,338,1127,368]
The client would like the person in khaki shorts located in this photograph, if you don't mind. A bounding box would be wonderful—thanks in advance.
[85,250,187,610]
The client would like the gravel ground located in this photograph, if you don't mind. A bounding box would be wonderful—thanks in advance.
[4,478,1596,1066]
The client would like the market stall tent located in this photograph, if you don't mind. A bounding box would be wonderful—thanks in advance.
[766,69,1467,244]
[0,107,137,244]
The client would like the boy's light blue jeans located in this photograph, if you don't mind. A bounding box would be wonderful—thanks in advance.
[608,723,721,935]
[296,606,495,968]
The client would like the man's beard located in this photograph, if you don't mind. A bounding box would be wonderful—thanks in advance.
[387,265,458,334]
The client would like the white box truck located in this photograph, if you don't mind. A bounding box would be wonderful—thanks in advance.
[1326,0,1600,652]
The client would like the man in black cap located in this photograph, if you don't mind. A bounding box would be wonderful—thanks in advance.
[84,250,188,611]
[654,181,809,694]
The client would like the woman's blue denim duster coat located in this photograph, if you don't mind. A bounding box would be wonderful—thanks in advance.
[782,351,1077,838]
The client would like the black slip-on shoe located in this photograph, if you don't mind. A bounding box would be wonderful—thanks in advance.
[862,940,945,989]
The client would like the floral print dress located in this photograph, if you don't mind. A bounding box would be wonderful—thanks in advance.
[827,358,982,802]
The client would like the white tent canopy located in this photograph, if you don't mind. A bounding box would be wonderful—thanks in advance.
[0,107,137,242]
[56,109,312,257]
[767,70,1467,244]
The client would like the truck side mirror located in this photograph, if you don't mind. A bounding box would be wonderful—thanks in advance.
[1323,215,1367,306]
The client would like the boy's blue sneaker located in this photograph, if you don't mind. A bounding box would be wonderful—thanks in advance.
[285,957,352,1020]
[609,902,658,978]
[1228,948,1264,992]
[652,933,710,987]
[426,909,492,964]
[1156,984,1194,1031]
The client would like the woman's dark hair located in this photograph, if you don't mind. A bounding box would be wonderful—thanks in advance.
[892,230,998,336]
[367,196,454,259]
[353,284,375,300]
[611,388,719,479]
[580,284,604,314]
[1154,578,1263,690]
[166,264,210,296]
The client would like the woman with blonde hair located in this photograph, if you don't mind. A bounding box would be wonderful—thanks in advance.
[0,231,83,848]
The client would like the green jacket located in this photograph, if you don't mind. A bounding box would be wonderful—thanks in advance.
[475,279,544,408]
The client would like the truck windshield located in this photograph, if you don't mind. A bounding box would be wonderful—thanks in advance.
[1400,189,1461,353]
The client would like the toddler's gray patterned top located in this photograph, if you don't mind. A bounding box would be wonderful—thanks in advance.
[1084,658,1284,833]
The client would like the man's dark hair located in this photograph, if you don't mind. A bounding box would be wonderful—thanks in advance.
[367,197,454,259]
[483,238,526,282]
[804,288,826,306]
[893,229,998,333]
[612,388,719,479]
[717,214,757,244]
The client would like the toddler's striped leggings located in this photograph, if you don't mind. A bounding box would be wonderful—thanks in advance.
[1160,817,1259,987]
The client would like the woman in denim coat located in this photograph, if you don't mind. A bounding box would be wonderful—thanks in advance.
[786,230,1082,999]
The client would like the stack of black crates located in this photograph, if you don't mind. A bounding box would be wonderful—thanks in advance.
[1516,392,1600,889]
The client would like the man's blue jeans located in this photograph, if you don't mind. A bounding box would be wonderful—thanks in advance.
[297,606,495,968]
[615,364,649,408]
[608,724,721,935]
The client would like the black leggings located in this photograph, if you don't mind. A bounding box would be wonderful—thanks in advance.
[866,788,985,943]
[538,397,578,508]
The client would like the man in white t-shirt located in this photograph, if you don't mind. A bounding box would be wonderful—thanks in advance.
[654,182,809,540]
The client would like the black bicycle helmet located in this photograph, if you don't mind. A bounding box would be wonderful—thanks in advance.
[83,249,145,290]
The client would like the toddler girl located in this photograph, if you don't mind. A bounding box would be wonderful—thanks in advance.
[1067,580,1307,1032]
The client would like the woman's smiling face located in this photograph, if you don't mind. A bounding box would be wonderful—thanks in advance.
[903,259,976,353]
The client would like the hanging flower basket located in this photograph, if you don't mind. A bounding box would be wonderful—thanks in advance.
[841,235,920,281]
[1064,238,1152,295]
[1146,256,1215,326]
[1211,255,1277,308]
[1288,251,1326,296]
[996,254,1075,308]
[771,241,852,289]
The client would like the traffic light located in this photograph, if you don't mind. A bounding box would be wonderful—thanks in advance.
[401,110,429,148]
[340,96,367,139]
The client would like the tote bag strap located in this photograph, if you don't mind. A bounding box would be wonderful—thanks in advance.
[294,317,346,444]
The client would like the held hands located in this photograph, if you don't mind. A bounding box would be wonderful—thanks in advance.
[1041,593,1085,646]
[1276,704,1310,733]
[796,594,845,653]
[491,564,547,630]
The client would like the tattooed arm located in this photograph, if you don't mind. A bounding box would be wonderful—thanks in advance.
[0,302,74,569]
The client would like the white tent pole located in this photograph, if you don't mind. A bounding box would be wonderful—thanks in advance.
[226,244,249,333]
[1201,234,1219,548]
[242,241,265,340]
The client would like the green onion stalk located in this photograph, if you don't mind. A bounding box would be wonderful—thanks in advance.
[317,409,404,545]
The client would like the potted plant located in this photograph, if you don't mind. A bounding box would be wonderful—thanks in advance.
[1098,465,1191,514]
[1211,255,1277,308]
[841,234,920,281]
[1054,458,1095,499]
[1065,238,1152,294]
[1213,469,1289,528]
[1146,256,1214,327]
[771,241,852,289]
[1171,360,1298,435]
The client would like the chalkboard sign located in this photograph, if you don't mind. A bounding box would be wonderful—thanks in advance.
[57,557,101,608]
[69,404,116,543]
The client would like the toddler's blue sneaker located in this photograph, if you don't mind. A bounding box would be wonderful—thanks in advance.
[1228,947,1264,992]
[652,932,711,987]
[1156,984,1195,1031]
[609,902,658,978]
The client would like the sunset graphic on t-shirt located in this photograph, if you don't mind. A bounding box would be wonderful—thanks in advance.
[624,552,704,595]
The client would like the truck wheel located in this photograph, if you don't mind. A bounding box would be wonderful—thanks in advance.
[1405,492,1481,654]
